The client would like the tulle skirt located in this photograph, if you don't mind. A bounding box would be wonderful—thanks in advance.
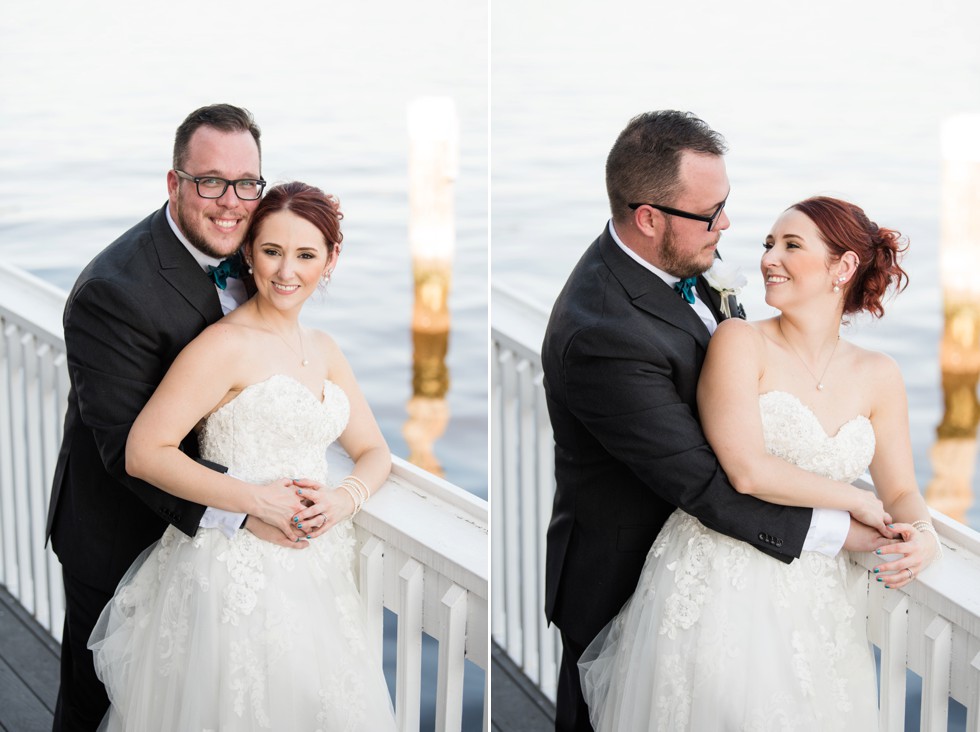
[580,510,878,731]
[89,524,396,732]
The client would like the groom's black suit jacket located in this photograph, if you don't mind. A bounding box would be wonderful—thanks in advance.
[46,203,223,593]
[542,227,814,645]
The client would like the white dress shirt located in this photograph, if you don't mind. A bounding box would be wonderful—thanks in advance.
[608,220,849,556]
[166,206,248,538]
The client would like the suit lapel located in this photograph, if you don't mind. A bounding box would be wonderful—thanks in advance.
[598,229,711,353]
[150,204,224,324]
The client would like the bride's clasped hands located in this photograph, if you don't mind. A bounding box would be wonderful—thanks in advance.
[872,520,943,590]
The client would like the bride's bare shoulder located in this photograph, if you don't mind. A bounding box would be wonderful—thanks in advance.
[849,343,904,388]
[711,316,769,351]
[193,320,259,354]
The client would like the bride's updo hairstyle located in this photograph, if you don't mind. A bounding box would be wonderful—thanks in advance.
[246,181,344,255]
[790,196,908,319]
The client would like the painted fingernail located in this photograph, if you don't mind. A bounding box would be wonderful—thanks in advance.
[877,577,883,582]
[297,523,302,528]
[885,584,891,589]
[306,534,311,539]
[297,489,303,495]
[875,549,882,555]
[873,568,879,573]
[888,524,894,528]
[295,538,300,542]
[293,517,299,523]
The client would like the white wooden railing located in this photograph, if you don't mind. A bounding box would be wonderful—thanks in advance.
[0,262,488,732]
[492,284,980,731]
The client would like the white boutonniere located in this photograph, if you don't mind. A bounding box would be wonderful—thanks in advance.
[703,260,747,320]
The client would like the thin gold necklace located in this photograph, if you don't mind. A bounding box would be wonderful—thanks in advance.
[777,317,839,391]
[260,314,308,367]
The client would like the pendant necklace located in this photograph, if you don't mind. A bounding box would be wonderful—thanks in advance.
[777,317,839,391]
[261,315,308,367]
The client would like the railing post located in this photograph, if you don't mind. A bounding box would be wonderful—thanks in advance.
[396,558,424,732]
[922,614,953,731]
[877,584,910,730]
[518,360,539,682]
[490,343,507,645]
[359,536,386,662]
[435,584,467,731]
[968,650,980,731]
[534,368,559,702]
[0,323,17,593]
[501,351,522,660]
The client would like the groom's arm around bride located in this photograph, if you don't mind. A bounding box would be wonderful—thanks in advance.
[540,110,888,732]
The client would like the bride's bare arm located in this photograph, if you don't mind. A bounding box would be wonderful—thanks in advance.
[698,319,888,532]
[125,323,306,536]
[864,354,941,583]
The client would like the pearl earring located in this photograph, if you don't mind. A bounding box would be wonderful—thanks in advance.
[247,262,253,275]
[833,276,845,294]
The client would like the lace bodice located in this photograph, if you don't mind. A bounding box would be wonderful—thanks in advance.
[198,374,350,485]
[759,390,875,483]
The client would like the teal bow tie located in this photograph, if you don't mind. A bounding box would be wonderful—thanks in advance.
[206,254,243,290]
[673,276,697,304]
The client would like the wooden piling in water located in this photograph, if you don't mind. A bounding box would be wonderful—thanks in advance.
[925,114,980,522]
[403,98,458,477]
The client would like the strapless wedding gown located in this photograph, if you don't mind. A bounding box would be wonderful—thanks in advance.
[580,391,880,731]
[90,374,396,731]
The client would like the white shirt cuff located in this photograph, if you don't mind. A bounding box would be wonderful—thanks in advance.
[801,508,850,557]
[199,507,247,539]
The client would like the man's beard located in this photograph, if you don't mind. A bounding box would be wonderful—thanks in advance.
[175,201,245,259]
[660,219,717,279]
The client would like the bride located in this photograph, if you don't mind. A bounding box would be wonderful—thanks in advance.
[89,181,397,731]
[580,196,942,730]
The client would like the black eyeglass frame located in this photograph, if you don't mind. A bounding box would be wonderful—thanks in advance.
[627,199,727,232]
[173,169,267,200]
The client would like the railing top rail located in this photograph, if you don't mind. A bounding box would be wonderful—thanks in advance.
[491,285,550,363]
[0,262,67,346]
[334,448,489,597]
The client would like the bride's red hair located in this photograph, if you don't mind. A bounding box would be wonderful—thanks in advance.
[790,196,908,319]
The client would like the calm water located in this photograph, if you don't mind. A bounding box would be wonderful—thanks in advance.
[492,0,980,533]
[0,3,487,728]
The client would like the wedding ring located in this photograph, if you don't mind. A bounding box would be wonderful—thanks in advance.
[906,568,914,581]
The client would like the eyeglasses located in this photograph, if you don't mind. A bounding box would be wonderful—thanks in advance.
[628,199,727,232]
[174,169,266,201]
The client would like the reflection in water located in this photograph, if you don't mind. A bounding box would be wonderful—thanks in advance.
[403,98,457,477]
[406,327,451,477]
[925,116,980,523]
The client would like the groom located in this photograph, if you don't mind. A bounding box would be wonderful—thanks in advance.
[541,110,890,731]
[46,104,306,731]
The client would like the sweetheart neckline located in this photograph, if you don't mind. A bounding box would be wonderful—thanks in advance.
[206,374,343,422]
[760,390,871,440]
